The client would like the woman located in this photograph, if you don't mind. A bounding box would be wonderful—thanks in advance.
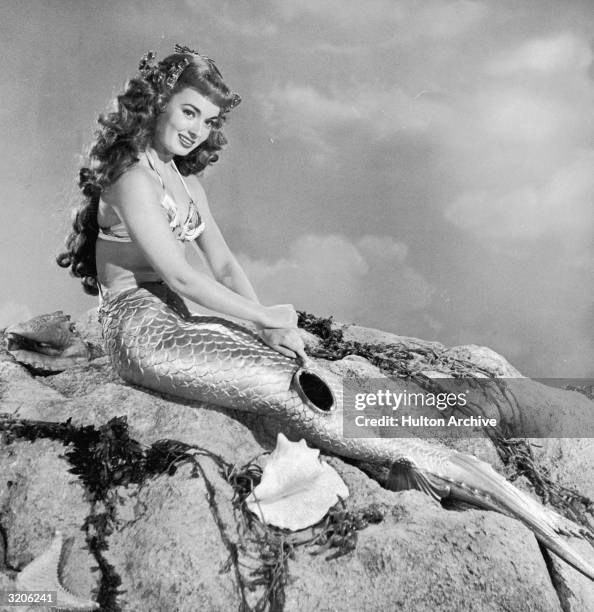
[58,44,306,364]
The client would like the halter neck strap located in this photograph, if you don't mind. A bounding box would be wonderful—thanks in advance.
[144,150,193,200]
[144,150,165,188]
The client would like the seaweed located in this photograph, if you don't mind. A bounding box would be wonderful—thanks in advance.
[0,414,383,612]
[225,456,385,611]
[297,310,594,530]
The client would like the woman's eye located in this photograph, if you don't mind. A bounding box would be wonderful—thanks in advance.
[183,109,195,118]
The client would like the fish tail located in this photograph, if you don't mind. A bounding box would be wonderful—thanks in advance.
[445,452,594,581]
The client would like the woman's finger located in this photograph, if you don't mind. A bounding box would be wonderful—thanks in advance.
[257,328,306,362]
[293,345,309,366]
[284,333,308,365]
[279,340,308,366]
[271,344,297,359]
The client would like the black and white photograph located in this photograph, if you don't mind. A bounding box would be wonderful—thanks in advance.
[0,1,593,610]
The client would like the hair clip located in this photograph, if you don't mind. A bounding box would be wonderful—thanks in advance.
[224,93,242,112]
[175,43,199,56]
[165,57,190,89]
[173,43,242,111]
[138,49,191,90]
[174,43,223,78]
[138,51,158,75]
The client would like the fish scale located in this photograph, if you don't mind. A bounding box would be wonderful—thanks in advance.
[98,283,594,581]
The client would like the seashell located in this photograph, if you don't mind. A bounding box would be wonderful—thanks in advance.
[246,433,349,531]
[16,530,99,610]
[5,311,90,373]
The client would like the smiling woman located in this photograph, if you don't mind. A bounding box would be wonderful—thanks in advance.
[154,89,222,157]
[57,44,307,362]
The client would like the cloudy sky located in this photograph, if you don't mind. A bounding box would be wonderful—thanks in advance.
[0,0,592,377]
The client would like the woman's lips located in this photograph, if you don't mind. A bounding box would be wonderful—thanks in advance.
[178,134,195,148]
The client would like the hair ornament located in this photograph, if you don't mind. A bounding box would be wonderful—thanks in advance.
[138,49,190,90]
[225,93,242,111]
[174,43,242,112]
[174,43,201,56]
[174,43,223,78]
[165,57,190,89]
[138,51,158,75]
[139,45,242,110]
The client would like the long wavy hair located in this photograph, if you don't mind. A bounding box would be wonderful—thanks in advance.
[57,49,240,295]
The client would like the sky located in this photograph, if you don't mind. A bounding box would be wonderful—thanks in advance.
[0,0,592,377]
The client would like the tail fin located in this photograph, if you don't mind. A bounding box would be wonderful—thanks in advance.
[445,452,594,581]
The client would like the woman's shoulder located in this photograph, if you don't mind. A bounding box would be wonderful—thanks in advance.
[102,162,161,206]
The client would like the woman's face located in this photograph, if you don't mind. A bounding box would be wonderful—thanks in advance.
[153,87,221,157]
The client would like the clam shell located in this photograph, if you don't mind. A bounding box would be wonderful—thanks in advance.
[246,433,349,531]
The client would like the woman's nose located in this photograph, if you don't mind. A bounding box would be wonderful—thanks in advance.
[189,121,206,140]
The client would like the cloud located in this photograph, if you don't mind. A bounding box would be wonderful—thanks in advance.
[477,89,564,145]
[216,14,279,38]
[0,301,33,330]
[260,82,443,156]
[444,151,593,254]
[277,0,486,41]
[277,0,403,28]
[261,84,360,133]
[388,0,488,43]
[238,233,436,335]
[184,0,279,37]
[486,32,592,75]
[190,0,487,55]
[258,84,354,160]
[423,31,594,260]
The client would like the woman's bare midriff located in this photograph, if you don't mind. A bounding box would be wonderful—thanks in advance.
[96,236,185,298]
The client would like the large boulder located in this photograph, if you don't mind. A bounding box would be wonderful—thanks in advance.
[0,309,592,611]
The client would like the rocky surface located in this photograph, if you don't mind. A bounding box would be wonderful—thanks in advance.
[0,308,592,611]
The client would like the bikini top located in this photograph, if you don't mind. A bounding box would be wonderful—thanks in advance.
[98,153,205,243]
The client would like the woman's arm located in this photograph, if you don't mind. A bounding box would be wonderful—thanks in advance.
[189,177,307,363]
[190,179,260,302]
[108,168,295,329]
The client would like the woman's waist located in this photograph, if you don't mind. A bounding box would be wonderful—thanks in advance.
[98,265,160,290]
[95,258,161,303]
[98,279,191,323]
[95,240,190,313]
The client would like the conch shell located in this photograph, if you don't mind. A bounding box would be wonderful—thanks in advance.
[246,433,349,531]
[5,311,89,373]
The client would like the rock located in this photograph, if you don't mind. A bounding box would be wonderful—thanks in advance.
[444,344,523,377]
[528,437,594,609]
[323,320,593,440]
[531,438,594,502]
[0,439,99,606]
[547,537,594,612]
[340,323,445,353]
[105,464,242,612]
[494,380,594,438]
[285,491,562,612]
[0,308,592,611]
[75,307,105,359]
[0,360,65,418]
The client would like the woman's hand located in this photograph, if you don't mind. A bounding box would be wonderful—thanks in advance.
[262,304,298,329]
[258,327,308,364]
